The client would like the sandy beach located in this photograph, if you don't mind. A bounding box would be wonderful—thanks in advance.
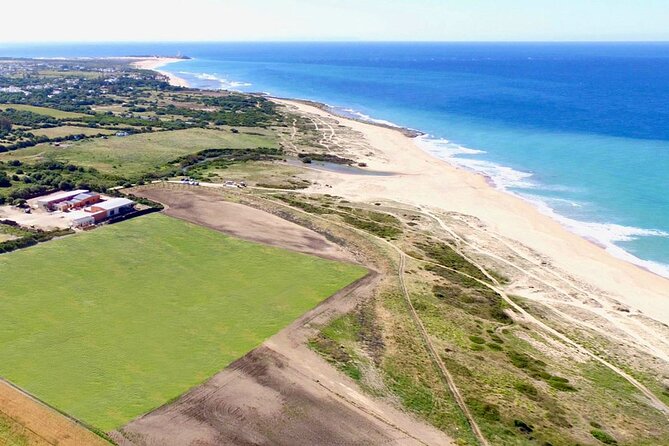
[132,57,189,87]
[274,99,669,330]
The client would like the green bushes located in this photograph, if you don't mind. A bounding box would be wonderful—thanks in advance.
[418,241,488,281]
[507,350,577,392]
[341,214,402,239]
[514,381,539,398]
[428,271,511,324]
[591,429,618,444]
[0,227,74,254]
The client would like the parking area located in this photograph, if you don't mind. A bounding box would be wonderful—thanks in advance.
[0,203,71,230]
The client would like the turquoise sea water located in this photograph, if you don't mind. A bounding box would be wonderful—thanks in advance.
[2,43,669,276]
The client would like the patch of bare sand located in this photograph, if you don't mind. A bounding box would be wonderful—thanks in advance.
[132,185,352,262]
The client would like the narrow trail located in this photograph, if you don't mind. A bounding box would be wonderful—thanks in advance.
[398,254,490,446]
[421,208,669,417]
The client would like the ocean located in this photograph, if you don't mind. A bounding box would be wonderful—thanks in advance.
[2,42,669,277]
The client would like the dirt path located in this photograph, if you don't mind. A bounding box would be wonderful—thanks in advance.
[397,254,489,446]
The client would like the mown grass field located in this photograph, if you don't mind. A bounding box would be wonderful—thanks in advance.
[0,128,277,177]
[0,214,366,431]
[0,104,85,119]
[30,126,116,139]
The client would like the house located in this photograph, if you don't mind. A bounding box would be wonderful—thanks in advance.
[36,189,89,211]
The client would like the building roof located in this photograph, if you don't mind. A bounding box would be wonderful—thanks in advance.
[72,192,99,201]
[68,210,94,222]
[37,189,89,204]
[93,198,134,210]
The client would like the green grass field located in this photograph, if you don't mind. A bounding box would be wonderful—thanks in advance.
[0,128,277,178]
[0,104,85,119]
[0,214,366,431]
[30,125,116,139]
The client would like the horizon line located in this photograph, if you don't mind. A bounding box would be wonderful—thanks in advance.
[2,40,669,45]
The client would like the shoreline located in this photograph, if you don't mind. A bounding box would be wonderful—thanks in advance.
[283,96,669,279]
[132,57,190,88]
[147,64,669,324]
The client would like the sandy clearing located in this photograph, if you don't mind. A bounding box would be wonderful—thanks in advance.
[0,380,110,446]
[0,205,70,230]
[131,185,353,262]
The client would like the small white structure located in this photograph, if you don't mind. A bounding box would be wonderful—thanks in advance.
[68,210,95,228]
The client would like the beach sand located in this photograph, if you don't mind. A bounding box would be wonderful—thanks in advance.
[275,98,669,330]
[132,57,189,87]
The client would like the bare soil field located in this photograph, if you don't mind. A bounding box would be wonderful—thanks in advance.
[0,380,110,446]
[131,184,352,262]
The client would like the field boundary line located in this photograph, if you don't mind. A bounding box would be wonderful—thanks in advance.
[0,378,114,444]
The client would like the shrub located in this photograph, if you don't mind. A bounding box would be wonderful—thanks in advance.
[514,381,538,398]
[591,429,618,445]
[469,400,501,422]
[514,419,533,434]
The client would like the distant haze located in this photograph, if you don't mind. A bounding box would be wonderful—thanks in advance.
[1,0,668,43]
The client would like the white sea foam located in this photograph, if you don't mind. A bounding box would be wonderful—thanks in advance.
[416,134,669,278]
[523,194,669,278]
[416,136,536,189]
[179,71,252,91]
[326,104,401,129]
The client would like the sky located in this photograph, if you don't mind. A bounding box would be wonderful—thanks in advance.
[1,0,668,42]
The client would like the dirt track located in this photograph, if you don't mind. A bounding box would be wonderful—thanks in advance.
[112,186,452,446]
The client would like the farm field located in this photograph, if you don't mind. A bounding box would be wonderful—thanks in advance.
[0,214,366,431]
[0,104,85,119]
[30,126,116,139]
[0,128,278,178]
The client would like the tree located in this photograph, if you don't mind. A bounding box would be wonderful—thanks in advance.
[0,117,11,133]
[58,180,73,191]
